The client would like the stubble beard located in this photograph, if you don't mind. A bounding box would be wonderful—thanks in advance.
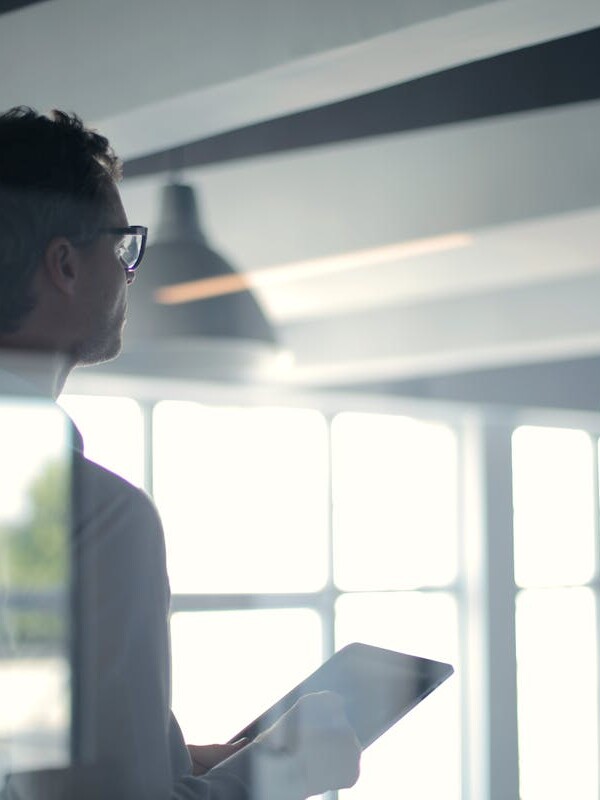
[74,311,126,367]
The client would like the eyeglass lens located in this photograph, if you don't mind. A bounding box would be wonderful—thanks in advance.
[116,234,142,271]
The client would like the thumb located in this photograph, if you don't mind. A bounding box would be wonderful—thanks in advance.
[229,737,250,752]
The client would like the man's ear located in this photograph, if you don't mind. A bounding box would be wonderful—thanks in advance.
[42,236,80,297]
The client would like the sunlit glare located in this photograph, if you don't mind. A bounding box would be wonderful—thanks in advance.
[336,591,460,800]
[154,233,472,305]
[332,413,458,590]
[153,402,329,594]
[516,588,598,800]
[0,401,69,524]
[58,395,144,487]
[170,608,322,744]
[0,401,71,779]
[512,426,596,587]
[2,393,469,799]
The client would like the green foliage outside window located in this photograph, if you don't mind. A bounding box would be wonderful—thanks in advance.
[0,459,70,652]
[3,459,69,588]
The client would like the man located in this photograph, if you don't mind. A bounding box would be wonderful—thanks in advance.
[0,107,361,799]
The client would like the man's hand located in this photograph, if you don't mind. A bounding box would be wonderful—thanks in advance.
[188,739,248,776]
[256,691,362,797]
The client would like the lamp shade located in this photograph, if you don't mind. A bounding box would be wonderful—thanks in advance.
[125,183,277,346]
[110,182,285,382]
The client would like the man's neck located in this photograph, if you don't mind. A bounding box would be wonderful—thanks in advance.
[0,348,72,399]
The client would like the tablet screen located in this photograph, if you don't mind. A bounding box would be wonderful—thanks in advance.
[230,642,454,748]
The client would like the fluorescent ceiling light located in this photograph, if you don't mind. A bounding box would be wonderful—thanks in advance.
[154,232,472,306]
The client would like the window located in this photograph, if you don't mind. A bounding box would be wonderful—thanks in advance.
[44,388,600,799]
[151,403,462,800]
[0,400,72,780]
[57,389,470,797]
[512,426,595,588]
[331,413,460,799]
[57,394,144,487]
[332,413,458,589]
[170,608,323,744]
[336,592,460,800]
[152,402,329,594]
[512,425,599,800]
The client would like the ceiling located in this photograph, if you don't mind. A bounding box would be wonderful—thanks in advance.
[1,0,600,392]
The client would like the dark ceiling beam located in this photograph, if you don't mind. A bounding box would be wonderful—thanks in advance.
[125,26,600,180]
[0,0,50,14]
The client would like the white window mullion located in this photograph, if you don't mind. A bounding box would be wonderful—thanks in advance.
[140,399,155,497]
[462,415,519,800]
[593,434,600,800]
[323,413,337,662]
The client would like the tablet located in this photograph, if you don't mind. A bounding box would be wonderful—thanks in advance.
[229,642,454,749]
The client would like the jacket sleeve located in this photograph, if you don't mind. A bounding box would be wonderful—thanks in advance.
[74,459,265,799]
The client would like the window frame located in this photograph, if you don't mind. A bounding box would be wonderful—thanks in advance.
[64,371,600,800]
[67,376,469,798]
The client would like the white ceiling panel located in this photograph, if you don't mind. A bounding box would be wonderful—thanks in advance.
[1,0,599,386]
[119,100,600,314]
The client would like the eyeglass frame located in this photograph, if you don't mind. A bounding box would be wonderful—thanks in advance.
[98,225,148,279]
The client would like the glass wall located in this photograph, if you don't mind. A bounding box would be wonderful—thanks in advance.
[62,392,463,799]
[58,389,600,799]
[512,426,599,800]
[0,400,72,783]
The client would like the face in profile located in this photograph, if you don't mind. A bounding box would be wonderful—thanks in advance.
[73,183,131,367]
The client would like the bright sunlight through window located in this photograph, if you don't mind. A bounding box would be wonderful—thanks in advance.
[332,413,458,590]
[57,395,144,487]
[170,608,322,744]
[512,426,599,800]
[512,426,595,588]
[153,402,329,594]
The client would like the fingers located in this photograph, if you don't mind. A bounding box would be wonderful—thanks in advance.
[250,690,362,794]
[188,740,250,776]
[338,734,362,789]
[229,737,250,751]
[289,691,362,794]
[294,690,352,731]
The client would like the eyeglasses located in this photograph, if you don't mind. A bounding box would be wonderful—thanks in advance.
[100,225,148,282]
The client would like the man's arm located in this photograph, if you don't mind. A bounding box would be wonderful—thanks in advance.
[75,463,177,798]
[75,460,360,799]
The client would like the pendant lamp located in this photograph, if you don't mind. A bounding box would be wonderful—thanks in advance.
[120,183,281,380]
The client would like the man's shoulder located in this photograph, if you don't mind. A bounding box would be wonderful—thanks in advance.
[73,453,161,527]
[72,454,169,578]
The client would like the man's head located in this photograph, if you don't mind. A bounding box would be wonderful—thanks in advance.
[0,106,135,366]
